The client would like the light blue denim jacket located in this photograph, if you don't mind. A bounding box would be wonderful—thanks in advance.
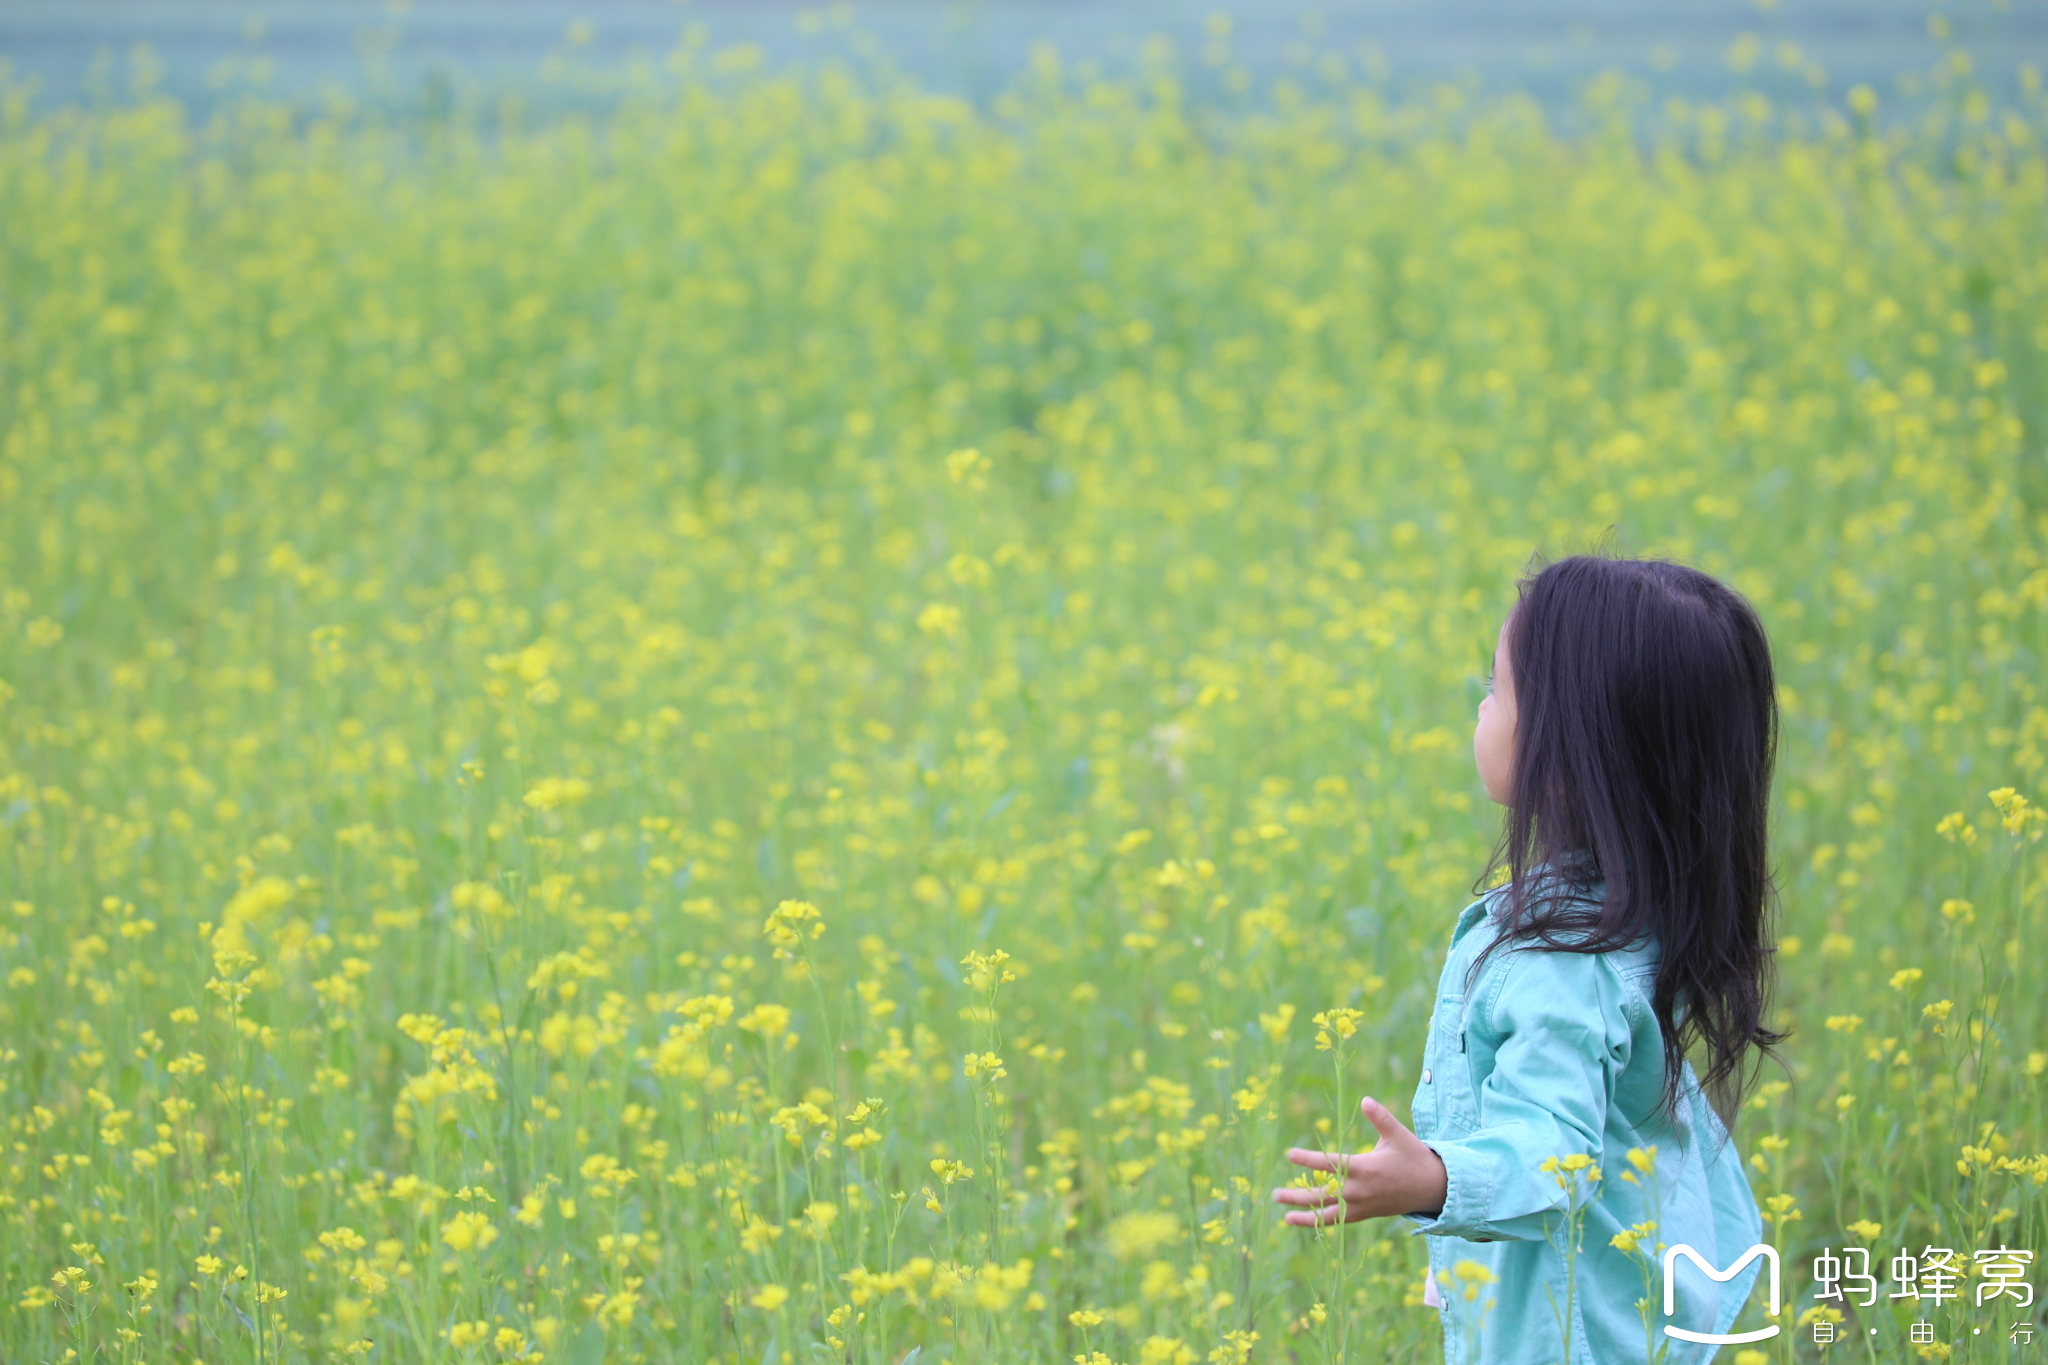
[1403,887,1767,1364]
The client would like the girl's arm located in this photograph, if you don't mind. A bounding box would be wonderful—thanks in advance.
[1406,947,1628,1241]
[1273,947,1628,1239]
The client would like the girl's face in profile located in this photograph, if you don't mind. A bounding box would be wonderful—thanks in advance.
[1474,616,1517,805]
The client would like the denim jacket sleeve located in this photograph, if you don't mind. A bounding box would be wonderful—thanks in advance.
[1405,943,1636,1243]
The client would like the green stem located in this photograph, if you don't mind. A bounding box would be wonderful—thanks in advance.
[228,987,265,1365]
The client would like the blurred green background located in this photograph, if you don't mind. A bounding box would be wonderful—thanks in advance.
[7,0,2045,120]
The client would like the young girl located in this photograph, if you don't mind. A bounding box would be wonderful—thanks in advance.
[1272,556,1782,1364]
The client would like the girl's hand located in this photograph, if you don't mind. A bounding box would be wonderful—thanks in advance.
[1272,1096,1449,1226]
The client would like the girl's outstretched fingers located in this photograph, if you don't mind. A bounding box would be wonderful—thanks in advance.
[1272,1147,1346,1225]
[1283,1200,1351,1227]
[1274,1146,1361,1226]
[1282,1147,1351,1176]
[1271,1099,1447,1226]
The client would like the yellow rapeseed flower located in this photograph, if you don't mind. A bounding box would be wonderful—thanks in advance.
[439,1211,497,1253]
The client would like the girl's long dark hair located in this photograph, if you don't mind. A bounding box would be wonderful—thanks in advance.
[1476,554,1785,1129]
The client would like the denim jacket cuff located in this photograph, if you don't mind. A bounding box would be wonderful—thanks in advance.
[1404,1140,1495,1238]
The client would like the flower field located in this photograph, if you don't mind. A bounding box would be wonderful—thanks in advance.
[2,38,2047,1365]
